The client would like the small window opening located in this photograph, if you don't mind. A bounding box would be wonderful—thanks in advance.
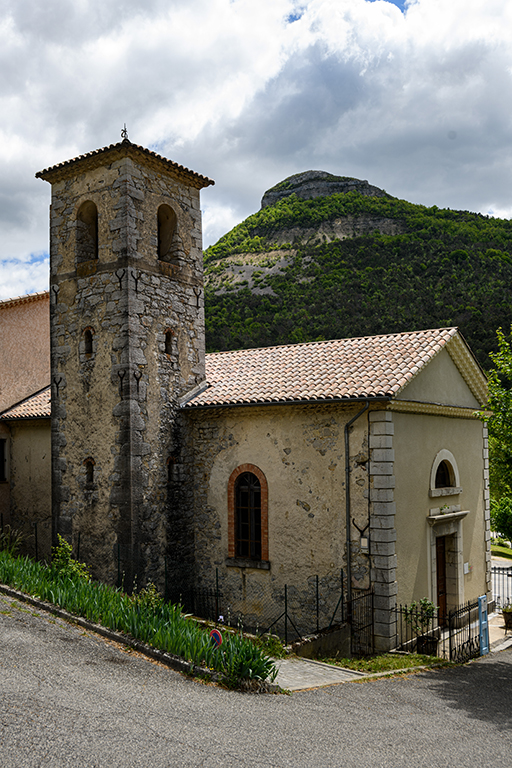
[0,439,6,483]
[167,456,176,484]
[84,458,95,485]
[165,330,173,355]
[84,329,93,356]
[157,204,180,263]
[235,472,262,560]
[76,201,98,262]
[435,460,454,489]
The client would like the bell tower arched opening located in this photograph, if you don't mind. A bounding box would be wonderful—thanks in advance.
[76,200,98,263]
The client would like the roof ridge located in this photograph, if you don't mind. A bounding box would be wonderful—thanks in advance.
[205,327,458,357]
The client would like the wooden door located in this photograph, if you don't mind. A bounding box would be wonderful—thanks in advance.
[436,536,447,622]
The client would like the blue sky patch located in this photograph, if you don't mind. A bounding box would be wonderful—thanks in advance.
[287,10,304,24]
[367,0,407,11]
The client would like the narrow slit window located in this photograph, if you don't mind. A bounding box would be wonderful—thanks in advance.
[167,456,176,484]
[165,330,173,355]
[84,329,93,356]
[84,459,95,485]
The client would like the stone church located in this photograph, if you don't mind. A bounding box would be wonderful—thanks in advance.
[0,139,491,651]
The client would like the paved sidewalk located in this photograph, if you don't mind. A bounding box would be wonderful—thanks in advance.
[273,656,365,690]
[489,609,512,652]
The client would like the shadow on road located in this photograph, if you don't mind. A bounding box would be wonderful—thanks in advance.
[420,652,512,732]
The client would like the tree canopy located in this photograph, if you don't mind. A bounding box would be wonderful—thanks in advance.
[480,328,512,540]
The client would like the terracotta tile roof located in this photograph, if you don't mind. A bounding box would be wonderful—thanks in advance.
[0,386,51,420]
[36,139,214,189]
[0,328,485,418]
[0,290,49,310]
[184,328,464,408]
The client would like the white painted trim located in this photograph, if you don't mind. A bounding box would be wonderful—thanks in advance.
[430,449,460,491]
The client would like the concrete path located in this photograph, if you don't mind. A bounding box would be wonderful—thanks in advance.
[273,656,365,690]
[272,610,512,692]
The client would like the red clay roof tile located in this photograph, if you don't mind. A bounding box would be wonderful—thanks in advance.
[1,328,485,418]
[185,328,461,408]
[0,386,51,420]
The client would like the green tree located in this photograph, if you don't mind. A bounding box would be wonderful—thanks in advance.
[484,328,512,498]
[490,497,512,542]
[481,327,512,538]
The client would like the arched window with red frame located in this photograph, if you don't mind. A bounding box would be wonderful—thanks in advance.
[228,464,268,563]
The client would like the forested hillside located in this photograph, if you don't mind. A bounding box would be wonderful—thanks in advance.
[204,179,512,368]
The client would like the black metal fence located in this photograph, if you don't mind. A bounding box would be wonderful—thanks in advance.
[18,524,376,652]
[167,566,375,651]
[492,565,512,609]
[168,567,348,645]
[395,599,481,663]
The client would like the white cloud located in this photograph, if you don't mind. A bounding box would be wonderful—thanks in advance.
[0,255,49,302]
[0,0,511,291]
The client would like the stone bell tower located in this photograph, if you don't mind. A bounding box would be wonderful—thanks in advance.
[36,136,214,589]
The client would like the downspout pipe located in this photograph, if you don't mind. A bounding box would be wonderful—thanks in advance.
[345,400,370,618]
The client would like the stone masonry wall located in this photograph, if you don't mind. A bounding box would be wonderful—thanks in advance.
[46,145,206,590]
[179,403,373,638]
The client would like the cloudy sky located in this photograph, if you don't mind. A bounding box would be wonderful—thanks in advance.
[1,0,511,300]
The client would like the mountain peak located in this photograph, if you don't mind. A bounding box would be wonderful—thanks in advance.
[261,170,389,209]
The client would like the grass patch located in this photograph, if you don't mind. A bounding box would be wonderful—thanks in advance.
[319,652,448,673]
[254,633,287,659]
[0,548,277,687]
[491,544,512,560]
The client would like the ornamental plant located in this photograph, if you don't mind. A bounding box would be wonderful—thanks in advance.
[50,534,90,581]
[404,598,437,636]
[0,525,24,558]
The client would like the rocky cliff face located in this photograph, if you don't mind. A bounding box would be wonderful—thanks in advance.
[261,170,389,209]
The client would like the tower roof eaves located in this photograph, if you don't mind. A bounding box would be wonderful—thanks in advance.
[35,139,215,189]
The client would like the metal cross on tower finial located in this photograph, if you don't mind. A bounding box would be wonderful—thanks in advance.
[121,124,128,140]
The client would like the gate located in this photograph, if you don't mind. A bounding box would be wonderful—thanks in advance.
[448,599,480,663]
[396,598,482,662]
[350,589,374,656]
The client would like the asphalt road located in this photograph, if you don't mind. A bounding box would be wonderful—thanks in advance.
[1,593,511,768]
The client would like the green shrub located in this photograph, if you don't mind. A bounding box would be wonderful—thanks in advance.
[221,633,278,687]
[50,534,90,581]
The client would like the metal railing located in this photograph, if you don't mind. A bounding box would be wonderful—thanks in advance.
[395,599,481,663]
[492,565,512,609]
